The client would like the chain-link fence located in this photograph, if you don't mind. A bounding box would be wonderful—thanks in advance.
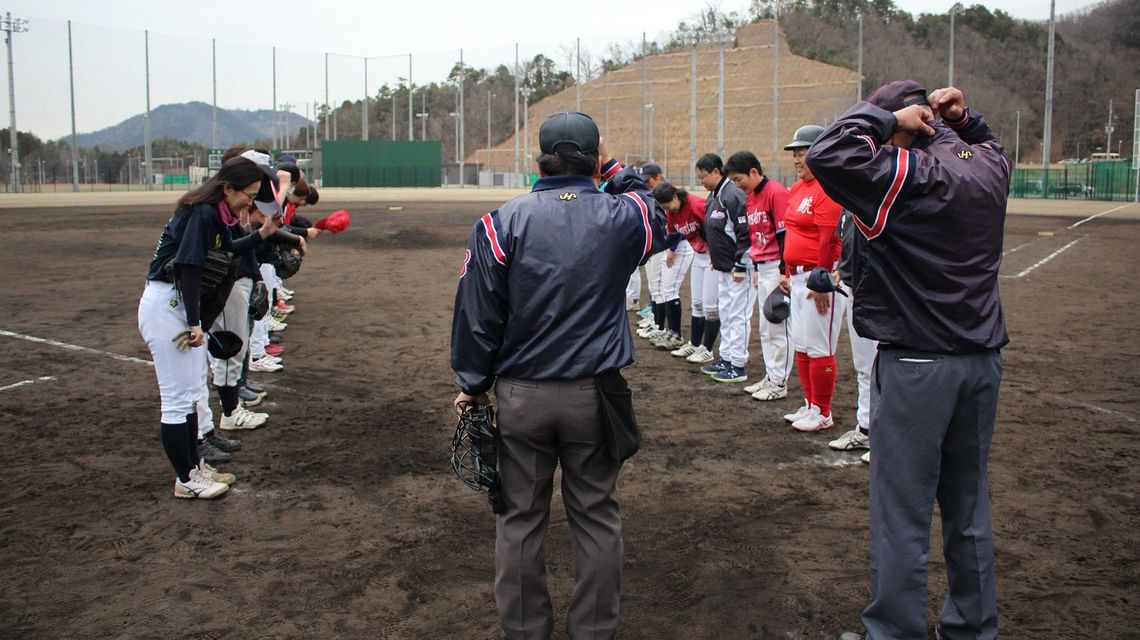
[2,14,1134,199]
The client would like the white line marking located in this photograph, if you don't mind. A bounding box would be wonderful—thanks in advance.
[0,330,154,366]
[0,376,56,392]
[1068,203,1135,229]
[1001,237,1084,279]
[1042,393,1139,424]
[775,453,867,470]
[1002,240,1035,255]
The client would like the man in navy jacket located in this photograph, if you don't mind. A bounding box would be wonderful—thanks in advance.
[451,112,667,640]
[807,81,1010,640]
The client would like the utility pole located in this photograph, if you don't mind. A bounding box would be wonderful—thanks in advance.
[948,5,956,87]
[1042,0,1056,170]
[280,103,294,149]
[144,30,153,190]
[324,53,330,142]
[514,43,520,175]
[856,13,863,101]
[417,90,428,140]
[211,39,217,150]
[407,54,414,141]
[3,12,28,193]
[1106,99,1114,159]
[67,20,79,192]
[362,57,369,141]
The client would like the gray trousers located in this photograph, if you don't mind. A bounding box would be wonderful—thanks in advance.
[863,349,1001,640]
[494,377,623,640]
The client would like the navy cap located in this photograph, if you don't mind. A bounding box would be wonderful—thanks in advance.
[207,330,244,359]
[539,112,599,155]
[806,267,848,297]
[867,79,929,112]
[762,288,791,323]
[640,162,663,177]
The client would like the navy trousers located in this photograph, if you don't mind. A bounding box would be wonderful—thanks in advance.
[862,348,1002,640]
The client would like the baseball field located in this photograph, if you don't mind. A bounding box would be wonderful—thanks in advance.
[0,190,1137,639]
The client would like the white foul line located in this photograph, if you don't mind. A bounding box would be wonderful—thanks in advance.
[1002,240,1036,255]
[0,376,57,392]
[0,329,154,366]
[1002,237,1084,279]
[1068,203,1135,229]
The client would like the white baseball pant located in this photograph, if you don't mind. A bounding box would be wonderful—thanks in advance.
[691,252,718,319]
[644,251,666,303]
[842,282,877,431]
[138,280,207,424]
[788,271,846,358]
[209,276,253,387]
[754,261,791,385]
[656,240,694,303]
[716,263,756,368]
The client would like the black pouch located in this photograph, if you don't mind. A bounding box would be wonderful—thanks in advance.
[595,370,641,462]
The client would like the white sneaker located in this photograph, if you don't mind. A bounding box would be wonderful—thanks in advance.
[637,325,660,339]
[743,379,766,394]
[654,331,685,350]
[792,407,834,432]
[685,345,715,364]
[257,355,282,365]
[861,450,871,464]
[783,402,812,423]
[249,357,283,372]
[671,342,700,358]
[279,287,295,297]
[174,468,229,499]
[637,316,656,329]
[752,380,788,401]
[197,460,236,485]
[829,428,870,451]
[268,319,288,331]
[219,405,269,430]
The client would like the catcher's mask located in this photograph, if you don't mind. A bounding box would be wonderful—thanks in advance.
[207,330,244,360]
[450,402,505,514]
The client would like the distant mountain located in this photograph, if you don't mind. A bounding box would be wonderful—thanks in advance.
[63,101,314,152]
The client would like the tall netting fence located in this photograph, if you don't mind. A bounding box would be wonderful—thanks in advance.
[4,15,1132,198]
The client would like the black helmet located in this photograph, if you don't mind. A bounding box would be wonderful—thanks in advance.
[206,330,244,360]
[784,125,825,150]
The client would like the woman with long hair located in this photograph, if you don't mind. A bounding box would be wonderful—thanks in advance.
[138,157,282,499]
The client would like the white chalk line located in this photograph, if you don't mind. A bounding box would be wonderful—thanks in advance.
[1002,240,1036,255]
[775,453,867,470]
[0,376,57,392]
[1041,393,1139,424]
[1067,202,1136,229]
[0,329,154,367]
[1001,237,1084,279]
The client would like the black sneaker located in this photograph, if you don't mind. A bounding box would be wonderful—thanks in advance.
[198,438,232,464]
[269,333,282,344]
[206,430,242,452]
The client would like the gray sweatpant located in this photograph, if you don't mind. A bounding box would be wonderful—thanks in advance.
[493,376,623,640]
[862,348,1002,640]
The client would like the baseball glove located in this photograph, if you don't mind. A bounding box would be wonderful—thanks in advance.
[274,245,303,280]
[249,281,270,320]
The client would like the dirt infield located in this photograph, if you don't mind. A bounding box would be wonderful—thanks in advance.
[1,198,1137,639]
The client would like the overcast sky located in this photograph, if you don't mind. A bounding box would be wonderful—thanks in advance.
[3,0,1105,141]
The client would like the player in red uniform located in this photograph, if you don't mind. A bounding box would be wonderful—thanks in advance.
[779,125,847,432]
[651,183,708,355]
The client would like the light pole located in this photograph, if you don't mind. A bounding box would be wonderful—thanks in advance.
[521,86,533,175]
[644,103,655,161]
[948,4,957,86]
[486,91,494,176]
[2,13,27,193]
[416,88,428,140]
[449,112,459,161]
[1015,110,1020,165]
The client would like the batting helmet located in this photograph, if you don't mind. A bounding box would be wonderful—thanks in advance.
[784,125,825,151]
[207,330,244,360]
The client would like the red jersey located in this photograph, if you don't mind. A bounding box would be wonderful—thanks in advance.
[745,178,789,263]
[666,193,708,253]
[783,177,842,270]
[283,202,297,226]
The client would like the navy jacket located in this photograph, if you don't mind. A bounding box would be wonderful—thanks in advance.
[807,102,1011,353]
[451,163,669,396]
[704,176,750,273]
